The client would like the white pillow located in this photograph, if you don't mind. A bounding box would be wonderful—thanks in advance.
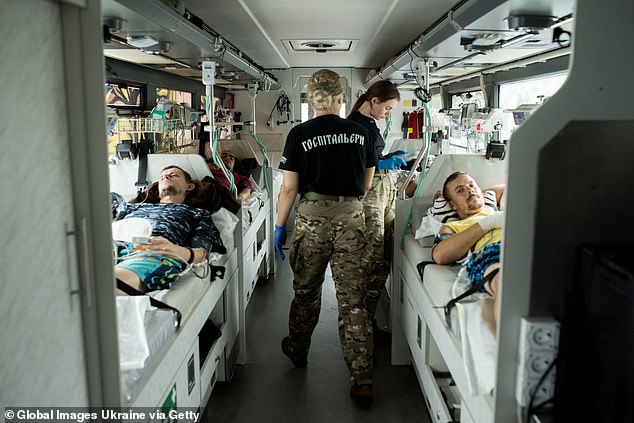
[429,190,498,222]
[212,207,239,253]
[112,217,152,243]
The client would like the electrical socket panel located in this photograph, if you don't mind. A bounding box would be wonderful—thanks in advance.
[522,350,557,379]
[517,373,556,407]
[516,317,560,407]
[519,317,560,352]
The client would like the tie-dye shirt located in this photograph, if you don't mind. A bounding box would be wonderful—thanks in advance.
[116,202,226,255]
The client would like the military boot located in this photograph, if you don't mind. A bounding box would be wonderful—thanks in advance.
[281,336,308,368]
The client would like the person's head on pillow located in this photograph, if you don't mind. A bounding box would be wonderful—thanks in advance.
[220,150,237,171]
[158,165,195,203]
[442,171,486,220]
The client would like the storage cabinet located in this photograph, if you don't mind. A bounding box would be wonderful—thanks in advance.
[159,340,201,410]
[236,197,271,364]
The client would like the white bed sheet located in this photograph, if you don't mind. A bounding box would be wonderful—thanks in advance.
[120,308,177,401]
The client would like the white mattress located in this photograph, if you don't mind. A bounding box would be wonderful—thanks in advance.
[151,249,234,322]
[403,233,461,307]
[402,232,464,349]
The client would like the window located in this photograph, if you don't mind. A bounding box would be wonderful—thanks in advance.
[105,83,142,107]
[156,87,192,107]
[450,90,486,109]
[427,93,442,111]
[498,73,568,109]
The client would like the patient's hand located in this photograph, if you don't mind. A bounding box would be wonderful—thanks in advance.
[141,236,175,253]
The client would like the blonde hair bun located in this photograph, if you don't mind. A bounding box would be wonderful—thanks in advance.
[307,69,344,111]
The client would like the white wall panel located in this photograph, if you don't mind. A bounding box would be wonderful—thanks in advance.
[0,1,88,406]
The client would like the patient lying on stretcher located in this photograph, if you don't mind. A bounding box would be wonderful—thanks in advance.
[431,171,505,326]
[113,166,226,293]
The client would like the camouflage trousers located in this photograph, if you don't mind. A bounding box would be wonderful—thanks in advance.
[287,197,373,384]
[361,171,396,319]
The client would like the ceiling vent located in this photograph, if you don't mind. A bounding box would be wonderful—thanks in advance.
[283,39,357,53]
[302,41,337,49]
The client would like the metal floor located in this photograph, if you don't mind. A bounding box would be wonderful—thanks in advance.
[203,258,431,423]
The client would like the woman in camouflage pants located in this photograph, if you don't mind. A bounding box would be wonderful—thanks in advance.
[348,81,402,323]
[274,69,378,405]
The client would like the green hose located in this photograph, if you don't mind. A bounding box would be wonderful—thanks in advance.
[206,97,236,194]
[248,125,271,194]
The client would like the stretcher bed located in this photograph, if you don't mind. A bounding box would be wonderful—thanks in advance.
[392,154,506,422]
[109,153,249,408]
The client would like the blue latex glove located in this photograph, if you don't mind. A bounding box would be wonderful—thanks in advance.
[377,156,407,171]
[274,225,287,260]
[383,150,407,159]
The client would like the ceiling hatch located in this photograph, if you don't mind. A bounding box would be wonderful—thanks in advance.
[283,39,357,53]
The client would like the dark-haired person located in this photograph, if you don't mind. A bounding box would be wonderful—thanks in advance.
[207,150,253,202]
[347,81,403,328]
[274,69,377,405]
[114,166,226,293]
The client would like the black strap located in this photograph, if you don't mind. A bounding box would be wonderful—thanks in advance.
[198,123,209,157]
[135,138,151,192]
[416,261,436,282]
[444,267,500,329]
[209,265,226,281]
[116,279,182,329]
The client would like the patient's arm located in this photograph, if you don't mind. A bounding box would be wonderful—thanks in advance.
[432,224,485,264]
[484,184,505,208]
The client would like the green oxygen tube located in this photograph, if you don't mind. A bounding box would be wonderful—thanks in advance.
[207,96,236,195]
[245,82,271,195]
[399,102,432,248]
[248,125,271,194]
[223,125,270,194]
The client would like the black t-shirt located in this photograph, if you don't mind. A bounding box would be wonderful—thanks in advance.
[348,110,385,161]
[279,114,378,196]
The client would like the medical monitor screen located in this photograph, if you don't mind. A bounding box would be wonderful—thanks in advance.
[513,111,529,126]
